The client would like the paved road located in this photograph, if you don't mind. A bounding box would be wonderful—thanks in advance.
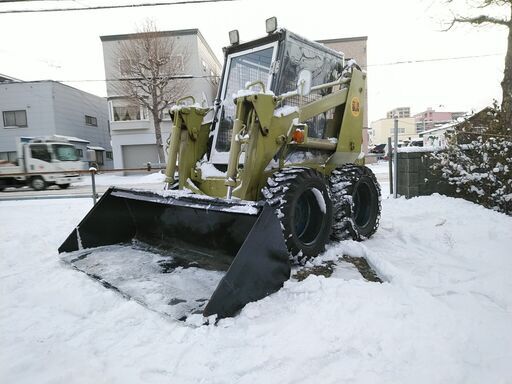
[1,165,391,201]
[0,183,165,201]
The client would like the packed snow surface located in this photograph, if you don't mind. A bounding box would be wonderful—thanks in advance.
[60,245,225,320]
[1,194,512,383]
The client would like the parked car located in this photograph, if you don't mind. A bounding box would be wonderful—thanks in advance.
[370,143,386,154]
[408,139,424,147]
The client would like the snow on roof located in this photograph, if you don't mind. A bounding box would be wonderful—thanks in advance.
[419,121,458,136]
[87,146,106,151]
[0,73,21,82]
[53,135,90,144]
[397,145,444,153]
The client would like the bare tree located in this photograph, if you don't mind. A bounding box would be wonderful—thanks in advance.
[114,20,188,163]
[446,0,512,126]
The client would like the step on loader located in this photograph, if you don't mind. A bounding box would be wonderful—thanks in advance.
[59,21,381,321]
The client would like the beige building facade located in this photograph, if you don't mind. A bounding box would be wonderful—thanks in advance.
[318,36,368,130]
[370,117,417,145]
[318,36,369,154]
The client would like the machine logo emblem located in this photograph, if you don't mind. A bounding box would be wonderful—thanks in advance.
[351,97,361,117]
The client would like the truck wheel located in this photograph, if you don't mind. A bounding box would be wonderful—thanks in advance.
[58,184,70,189]
[31,177,47,191]
[329,164,381,241]
[262,167,333,263]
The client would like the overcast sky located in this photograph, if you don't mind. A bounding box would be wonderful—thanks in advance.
[0,0,508,123]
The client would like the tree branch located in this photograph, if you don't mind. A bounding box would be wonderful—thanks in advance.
[446,14,510,30]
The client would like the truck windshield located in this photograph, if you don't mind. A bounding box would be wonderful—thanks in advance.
[215,46,274,153]
[52,144,79,161]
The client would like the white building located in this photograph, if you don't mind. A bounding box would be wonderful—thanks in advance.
[100,29,221,170]
[0,79,112,167]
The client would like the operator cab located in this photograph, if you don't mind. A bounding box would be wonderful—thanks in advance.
[210,25,345,165]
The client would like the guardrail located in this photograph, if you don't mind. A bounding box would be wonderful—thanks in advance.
[0,163,166,204]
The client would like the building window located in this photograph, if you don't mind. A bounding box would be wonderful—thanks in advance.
[3,110,27,128]
[106,151,113,160]
[76,148,84,157]
[95,151,104,165]
[85,115,97,126]
[389,127,406,134]
[169,55,184,73]
[113,105,141,121]
[119,59,136,76]
[210,69,218,85]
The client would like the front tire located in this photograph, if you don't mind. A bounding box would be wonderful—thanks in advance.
[329,164,381,241]
[262,168,333,262]
[31,177,47,191]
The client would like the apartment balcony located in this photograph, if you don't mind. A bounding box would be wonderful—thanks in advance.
[110,119,151,131]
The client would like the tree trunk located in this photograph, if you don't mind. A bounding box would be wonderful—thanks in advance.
[502,7,512,126]
[152,110,166,164]
[150,85,166,164]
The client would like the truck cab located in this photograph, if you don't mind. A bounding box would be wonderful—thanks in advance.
[0,137,85,191]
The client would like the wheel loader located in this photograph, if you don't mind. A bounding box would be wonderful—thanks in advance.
[59,22,381,321]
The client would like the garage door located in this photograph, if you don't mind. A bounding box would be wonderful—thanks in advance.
[121,144,159,174]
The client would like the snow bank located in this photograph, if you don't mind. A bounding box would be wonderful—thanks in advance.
[397,146,443,153]
[1,195,511,383]
[77,171,166,186]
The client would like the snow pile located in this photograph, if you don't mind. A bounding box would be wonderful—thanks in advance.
[1,195,512,383]
[232,86,274,99]
[77,171,166,186]
[397,145,442,153]
[170,102,205,112]
[198,161,226,178]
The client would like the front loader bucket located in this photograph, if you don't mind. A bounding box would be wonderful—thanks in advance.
[59,187,290,320]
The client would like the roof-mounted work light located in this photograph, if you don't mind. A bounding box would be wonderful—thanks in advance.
[265,17,278,34]
[229,30,239,45]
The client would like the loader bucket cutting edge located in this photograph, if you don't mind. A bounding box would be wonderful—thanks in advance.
[59,187,290,319]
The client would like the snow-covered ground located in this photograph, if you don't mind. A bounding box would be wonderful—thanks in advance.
[76,171,166,186]
[1,191,512,383]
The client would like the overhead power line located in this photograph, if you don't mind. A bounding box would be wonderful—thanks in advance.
[0,1,71,3]
[364,53,503,68]
[0,0,238,14]
[1,52,503,85]
[4,74,219,84]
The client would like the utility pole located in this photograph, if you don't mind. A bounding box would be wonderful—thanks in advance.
[388,136,393,196]
[393,115,398,198]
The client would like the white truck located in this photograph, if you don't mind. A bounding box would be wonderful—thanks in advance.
[0,136,85,191]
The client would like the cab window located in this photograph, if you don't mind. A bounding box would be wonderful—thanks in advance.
[30,145,51,162]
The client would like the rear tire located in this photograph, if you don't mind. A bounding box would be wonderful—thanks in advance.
[262,168,333,262]
[31,177,47,191]
[58,183,70,189]
[329,164,381,241]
